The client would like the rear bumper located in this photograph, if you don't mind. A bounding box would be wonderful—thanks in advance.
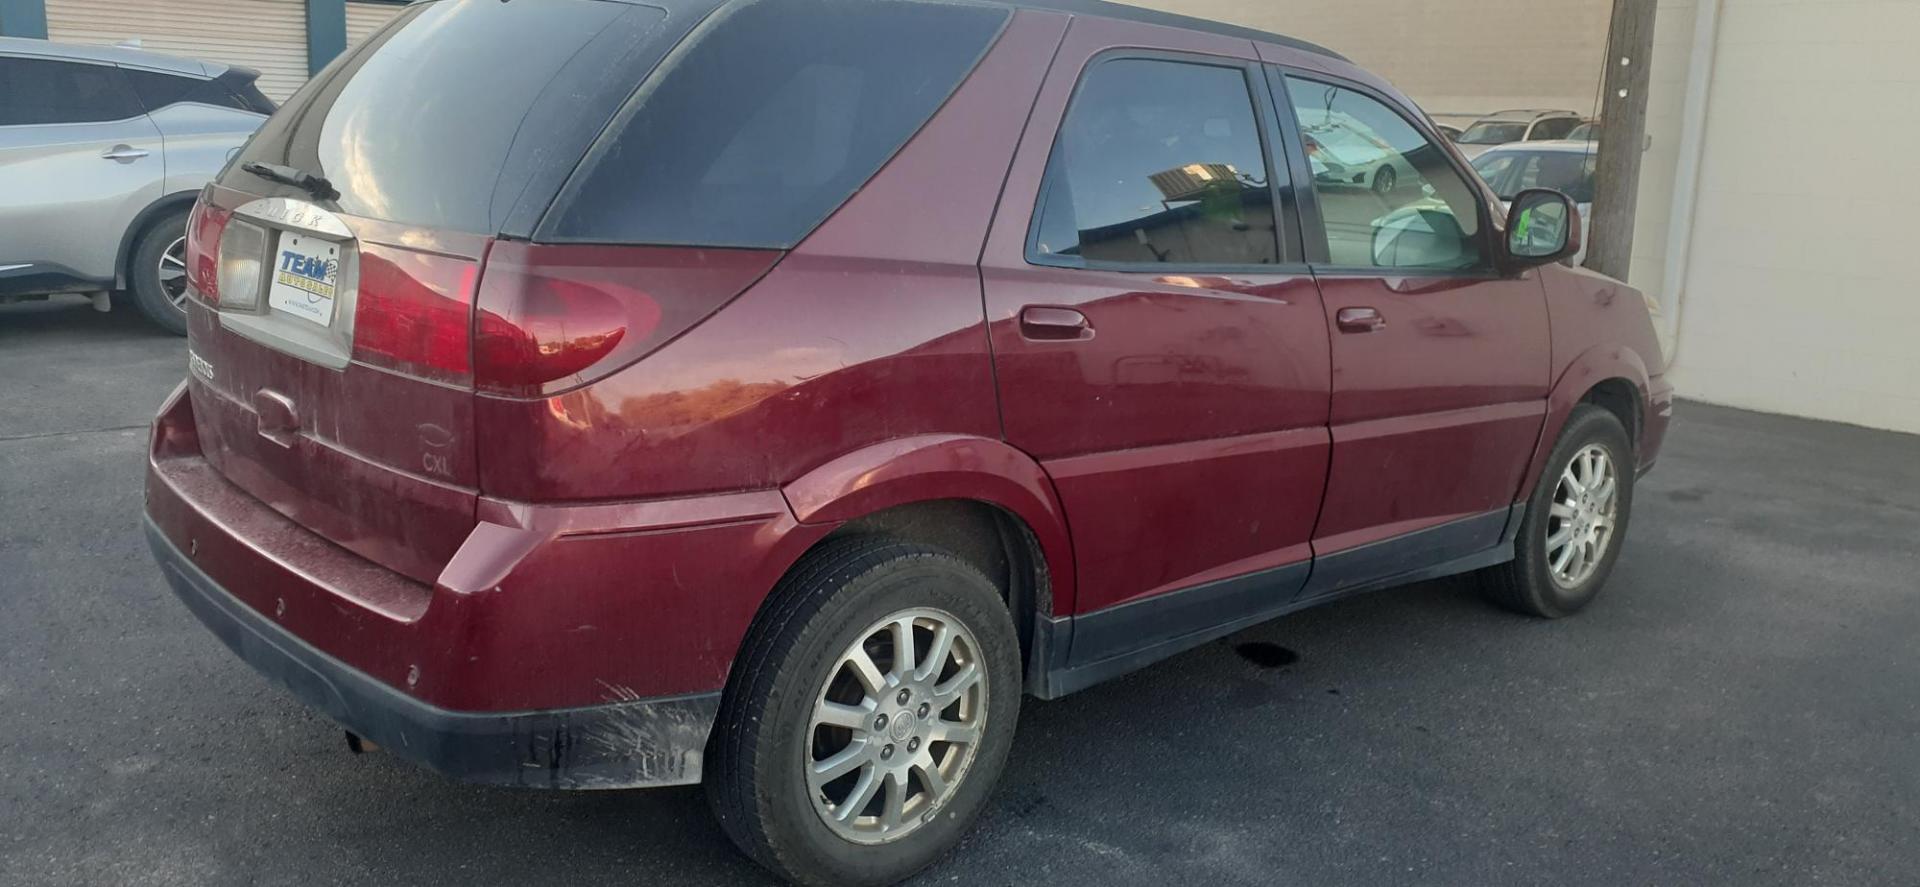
[143,381,828,788]
[146,518,718,789]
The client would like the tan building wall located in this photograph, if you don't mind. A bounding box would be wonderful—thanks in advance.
[1126,0,1614,124]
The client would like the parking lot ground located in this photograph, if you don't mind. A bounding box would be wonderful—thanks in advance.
[3,297,1917,886]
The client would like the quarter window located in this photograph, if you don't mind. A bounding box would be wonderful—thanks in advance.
[1032,58,1281,267]
[1529,117,1579,140]
[123,69,199,111]
[1285,77,1484,271]
[0,57,141,126]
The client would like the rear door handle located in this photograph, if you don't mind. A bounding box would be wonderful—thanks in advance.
[1019,306,1092,341]
[101,145,151,162]
[1336,306,1386,333]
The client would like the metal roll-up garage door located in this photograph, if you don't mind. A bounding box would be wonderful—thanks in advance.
[46,0,310,101]
[345,1,408,51]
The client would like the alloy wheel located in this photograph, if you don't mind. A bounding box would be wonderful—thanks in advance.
[158,236,189,311]
[1546,444,1618,588]
[807,607,987,845]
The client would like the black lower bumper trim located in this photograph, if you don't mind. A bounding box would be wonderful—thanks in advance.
[144,518,719,790]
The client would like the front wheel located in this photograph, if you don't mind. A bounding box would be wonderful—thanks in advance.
[707,539,1022,886]
[1476,404,1635,617]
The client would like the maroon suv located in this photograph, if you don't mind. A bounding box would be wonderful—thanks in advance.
[144,0,1673,883]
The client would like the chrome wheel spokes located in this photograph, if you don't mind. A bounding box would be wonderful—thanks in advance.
[159,236,189,311]
[807,608,986,845]
[1547,444,1619,588]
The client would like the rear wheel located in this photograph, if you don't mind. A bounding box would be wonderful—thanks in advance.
[128,210,191,336]
[707,539,1021,887]
[1477,404,1634,617]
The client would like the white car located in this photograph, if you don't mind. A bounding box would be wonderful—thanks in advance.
[1301,116,1416,197]
[1469,140,1596,266]
[0,38,273,334]
[1453,109,1585,159]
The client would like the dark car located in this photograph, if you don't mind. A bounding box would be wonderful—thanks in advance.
[143,1,1672,884]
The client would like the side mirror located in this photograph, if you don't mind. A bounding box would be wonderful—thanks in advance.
[1504,188,1581,267]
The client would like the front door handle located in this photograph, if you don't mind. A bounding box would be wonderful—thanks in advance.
[1336,306,1386,333]
[101,145,151,162]
[1019,306,1093,341]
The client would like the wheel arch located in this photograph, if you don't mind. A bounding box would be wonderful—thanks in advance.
[779,434,1077,669]
[114,191,199,289]
[1518,345,1652,501]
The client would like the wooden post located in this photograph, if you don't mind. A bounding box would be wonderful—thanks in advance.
[1586,0,1657,281]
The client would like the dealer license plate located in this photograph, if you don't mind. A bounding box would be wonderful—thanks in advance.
[267,233,340,327]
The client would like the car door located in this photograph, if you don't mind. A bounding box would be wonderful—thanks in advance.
[118,66,270,195]
[0,54,164,290]
[979,17,1333,662]
[1271,70,1550,598]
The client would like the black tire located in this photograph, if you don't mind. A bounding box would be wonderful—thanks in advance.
[707,538,1022,887]
[1372,164,1397,196]
[1477,404,1635,617]
[127,209,190,336]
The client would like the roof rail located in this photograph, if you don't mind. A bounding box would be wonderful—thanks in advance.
[999,0,1349,62]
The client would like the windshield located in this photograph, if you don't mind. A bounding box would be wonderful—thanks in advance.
[1458,122,1526,145]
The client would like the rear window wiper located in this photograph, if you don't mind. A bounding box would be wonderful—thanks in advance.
[240,161,339,202]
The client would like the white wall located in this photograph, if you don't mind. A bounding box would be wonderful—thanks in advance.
[1133,0,1920,435]
[1662,0,1920,434]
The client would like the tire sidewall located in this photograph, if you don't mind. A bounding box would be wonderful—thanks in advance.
[1519,406,1635,615]
[753,555,1021,885]
[129,210,190,336]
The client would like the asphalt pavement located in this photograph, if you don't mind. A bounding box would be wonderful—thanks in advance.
[3,296,1916,885]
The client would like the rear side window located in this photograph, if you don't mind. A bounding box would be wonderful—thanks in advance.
[1030,58,1282,267]
[228,0,679,234]
[546,0,1009,248]
[0,57,141,126]
[1530,117,1579,140]
[1517,152,1597,202]
[127,68,278,115]
[216,72,277,115]
[123,69,199,111]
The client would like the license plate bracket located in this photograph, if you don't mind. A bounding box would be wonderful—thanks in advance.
[267,233,341,328]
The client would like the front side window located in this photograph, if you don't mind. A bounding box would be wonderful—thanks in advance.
[1032,58,1280,267]
[0,57,141,126]
[1286,77,1484,271]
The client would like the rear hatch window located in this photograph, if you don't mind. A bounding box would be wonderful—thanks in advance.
[543,0,1009,247]
[227,0,691,235]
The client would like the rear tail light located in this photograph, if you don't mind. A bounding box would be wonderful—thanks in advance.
[183,191,233,304]
[472,243,780,398]
[351,243,483,385]
[216,221,267,310]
